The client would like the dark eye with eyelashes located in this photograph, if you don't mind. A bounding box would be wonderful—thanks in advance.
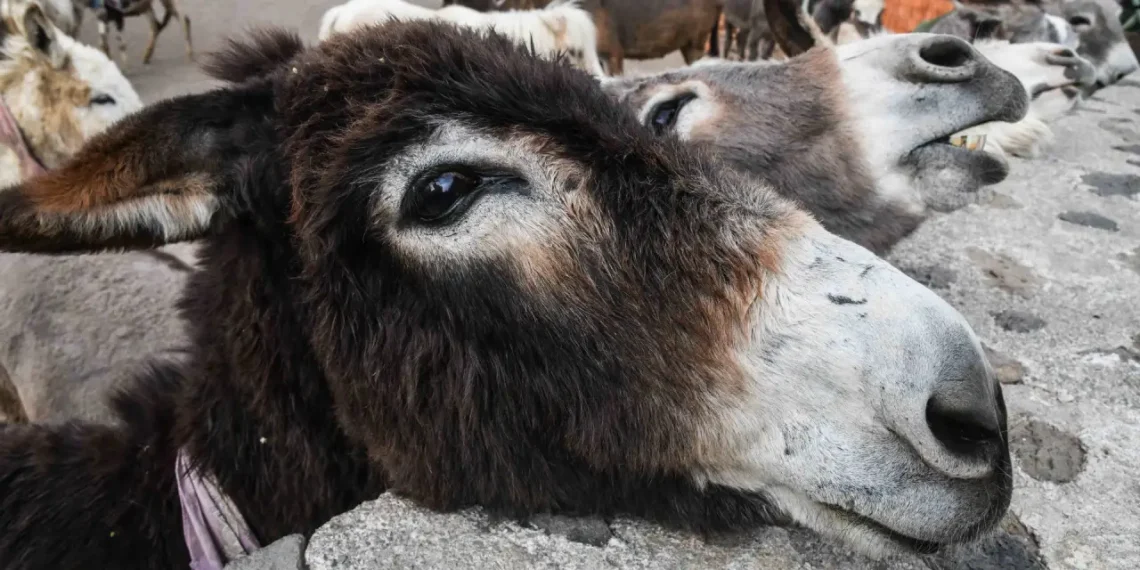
[90,93,116,106]
[646,94,697,135]
[404,170,482,224]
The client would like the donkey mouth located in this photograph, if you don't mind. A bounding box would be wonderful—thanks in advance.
[819,503,945,554]
[907,135,1010,186]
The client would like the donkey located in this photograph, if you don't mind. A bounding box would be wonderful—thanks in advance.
[959,39,1098,157]
[1048,0,1140,87]
[923,2,1079,48]
[0,21,1012,568]
[438,0,723,73]
[821,6,1098,158]
[585,0,722,74]
[72,0,194,67]
[318,0,606,76]
[927,0,1138,90]
[721,0,775,60]
[0,0,144,422]
[608,0,1029,252]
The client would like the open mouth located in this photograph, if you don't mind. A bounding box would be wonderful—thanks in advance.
[906,131,1010,185]
[929,133,988,152]
[820,503,945,554]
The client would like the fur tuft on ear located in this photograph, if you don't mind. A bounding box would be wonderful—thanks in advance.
[202,27,304,83]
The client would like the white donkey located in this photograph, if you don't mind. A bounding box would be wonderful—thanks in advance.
[318,0,607,76]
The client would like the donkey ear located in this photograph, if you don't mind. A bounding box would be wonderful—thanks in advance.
[18,2,67,68]
[0,87,277,253]
[766,0,832,58]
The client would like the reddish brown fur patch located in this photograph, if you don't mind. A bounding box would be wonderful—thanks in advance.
[19,112,213,214]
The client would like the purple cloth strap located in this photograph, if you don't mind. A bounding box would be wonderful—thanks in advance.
[177,449,261,570]
[0,96,45,180]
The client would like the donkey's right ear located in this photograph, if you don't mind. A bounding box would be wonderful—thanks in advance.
[0,86,277,253]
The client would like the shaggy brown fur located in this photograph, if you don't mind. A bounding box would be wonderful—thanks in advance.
[0,22,803,569]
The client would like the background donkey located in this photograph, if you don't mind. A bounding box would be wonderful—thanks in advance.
[0,0,153,423]
[69,0,193,66]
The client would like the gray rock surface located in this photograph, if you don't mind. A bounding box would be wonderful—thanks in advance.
[888,82,1140,569]
[306,493,1051,570]
[227,534,307,570]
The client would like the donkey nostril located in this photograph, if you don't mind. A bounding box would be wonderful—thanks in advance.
[919,37,974,69]
[926,394,1001,457]
[1053,48,1076,59]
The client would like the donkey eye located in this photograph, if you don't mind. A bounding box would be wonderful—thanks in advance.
[90,93,116,106]
[647,94,696,135]
[1068,15,1092,29]
[405,171,482,224]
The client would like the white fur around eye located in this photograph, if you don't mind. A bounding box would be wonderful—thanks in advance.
[636,81,717,140]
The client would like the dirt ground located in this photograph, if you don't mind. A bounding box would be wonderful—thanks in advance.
[75,0,683,103]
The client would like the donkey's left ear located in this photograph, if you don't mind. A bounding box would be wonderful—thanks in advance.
[16,2,67,68]
[0,85,277,253]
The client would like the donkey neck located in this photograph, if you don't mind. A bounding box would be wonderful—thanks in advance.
[175,221,384,543]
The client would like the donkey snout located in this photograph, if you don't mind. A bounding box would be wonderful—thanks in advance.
[925,366,1003,462]
[906,35,979,83]
[893,329,1006,480]
[1048,49,1098,87]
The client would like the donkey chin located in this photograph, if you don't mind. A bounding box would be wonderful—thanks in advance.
[702,224,1010,556]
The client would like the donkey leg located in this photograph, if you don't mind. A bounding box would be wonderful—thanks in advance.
[71,4,84,35]
[117,25,129,68]
[143,6,162,65]
[182,14,193,60]
[98,20,111,58]
[166,0,194,61]
[681,42,706,65]
[707,7,722,57]
[607,52,624,76]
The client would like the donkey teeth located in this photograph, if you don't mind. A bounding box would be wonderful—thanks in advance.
[949,134,987,152]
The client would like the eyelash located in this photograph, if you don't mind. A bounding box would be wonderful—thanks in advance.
[399,165,523,226]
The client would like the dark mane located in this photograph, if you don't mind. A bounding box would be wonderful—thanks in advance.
[201,27,304,83]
